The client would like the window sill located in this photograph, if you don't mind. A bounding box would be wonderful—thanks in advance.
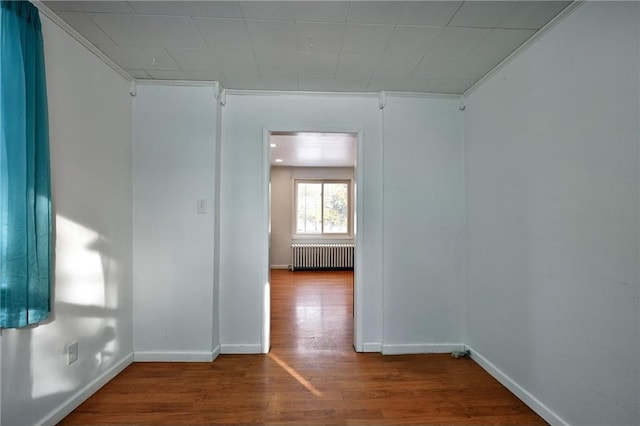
[292,234,354,241]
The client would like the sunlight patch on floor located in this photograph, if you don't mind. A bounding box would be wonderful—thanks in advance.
[268,352,323,397]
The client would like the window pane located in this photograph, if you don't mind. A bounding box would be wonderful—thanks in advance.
[323,183,348,233]
[296,183,322,234]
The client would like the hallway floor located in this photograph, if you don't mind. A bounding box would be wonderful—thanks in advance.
[60,270,546,425]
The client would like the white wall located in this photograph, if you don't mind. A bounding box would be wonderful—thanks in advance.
[270,166,355,268]
[1,15,133,426]
[220,93,383,352]
[132,84,219,361]
[464,2,639,425]
[221,92,466,354]
[382,96,466,354]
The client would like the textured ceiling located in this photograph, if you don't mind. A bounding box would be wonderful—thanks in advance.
[43,1,572,94]
[270,132,356,167]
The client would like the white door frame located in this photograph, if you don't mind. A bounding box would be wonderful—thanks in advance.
[261,127,364,353]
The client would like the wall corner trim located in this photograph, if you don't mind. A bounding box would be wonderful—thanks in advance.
[362,342,382,352]
[467,346,569,426]
[213,81,221,99]
[38,352,134,426]
[378,91,386,109]
[219,89,227,106]
[212,344,221,361]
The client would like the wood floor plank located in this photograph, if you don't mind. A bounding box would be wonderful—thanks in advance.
[60,270,546,425]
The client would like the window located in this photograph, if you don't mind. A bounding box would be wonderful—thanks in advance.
[295,180,351,236]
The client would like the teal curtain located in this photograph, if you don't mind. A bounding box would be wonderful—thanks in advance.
[0,1,51,328]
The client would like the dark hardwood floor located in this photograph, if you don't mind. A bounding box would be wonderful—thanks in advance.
[60,270,546,425]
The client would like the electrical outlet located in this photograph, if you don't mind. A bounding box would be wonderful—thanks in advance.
[67,341,78,365]
[197,199,207,214]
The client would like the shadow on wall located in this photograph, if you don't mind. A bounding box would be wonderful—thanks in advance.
[2,213,122,423]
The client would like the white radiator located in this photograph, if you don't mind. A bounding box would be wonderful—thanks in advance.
[291,243,354,271]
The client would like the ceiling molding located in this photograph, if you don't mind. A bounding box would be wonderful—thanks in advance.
[135,79,220,87]
[462,1,584,98]
[31,0,133,83]
[384,91,461,100]
[224,89,380,98]
[226,89,460,101]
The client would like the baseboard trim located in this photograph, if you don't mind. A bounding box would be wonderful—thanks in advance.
[220,343,262,354]
[270,264,289,270]
[362,342,382,352]
[382,343,465,355]
[40,352,134,426]
[133,351,216,362]
[467,345,568,426]
[212,344,221,360]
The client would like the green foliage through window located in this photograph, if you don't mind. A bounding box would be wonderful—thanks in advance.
[296,181,349,235]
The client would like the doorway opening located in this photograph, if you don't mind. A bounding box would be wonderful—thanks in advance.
[265,131,359,355]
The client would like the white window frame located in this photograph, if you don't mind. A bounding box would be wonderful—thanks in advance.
[293,179,353,239]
